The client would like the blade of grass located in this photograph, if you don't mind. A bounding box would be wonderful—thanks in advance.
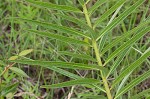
[96,0,145,41]
[26,0,82,13]
[27,29,91,46]
[41,78,100,88]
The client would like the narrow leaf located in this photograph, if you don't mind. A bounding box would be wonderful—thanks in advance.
[17,18,91,39]
[112,50,150,88]
[78,0,85,6]
[96,0,144,41]
[10,67,29,78]
[93,0,126,28]
[8,56,18,61]
[115,69,150,98]
[88,0,107,16]
[101,18,150,55]
[10,60,104,70]
[59,51,96,61]
[41,78,100,88]
[48,66,80,79]
[104,27,150,65]
[19,49,33,56]
[26,0,82,13]
[57,14,96,38]
[38,66,106,92]
[28,29,90,46]
[107,48,129,78]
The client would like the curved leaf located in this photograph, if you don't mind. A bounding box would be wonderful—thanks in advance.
[115,69,150,98]
[88,0,107,16]
[112,50,150,88]
[59,51,96,61]
[10,60,105,70]
[41,78,100,88]
[101,18,150,55]
[26,0,82,13]
[28,30,90,46]
[10,67,29,78]
[94,0,126,28]
[96,0,145,41]
[104,27,150,65]
[17,18,91,39]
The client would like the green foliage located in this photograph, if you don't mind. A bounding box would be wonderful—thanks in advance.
[1,0,150,98]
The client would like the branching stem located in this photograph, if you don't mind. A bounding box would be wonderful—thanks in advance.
[83,3,112,99]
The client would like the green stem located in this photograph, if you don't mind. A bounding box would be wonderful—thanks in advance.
[83,4,113,99]
[92,40,112,99]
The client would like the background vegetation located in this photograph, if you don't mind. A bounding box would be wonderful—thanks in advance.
[0,0,150,99]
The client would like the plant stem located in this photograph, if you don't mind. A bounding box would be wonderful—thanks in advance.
[83,4,113,99]
[92,40,112,99]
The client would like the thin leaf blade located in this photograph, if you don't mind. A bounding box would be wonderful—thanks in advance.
[28,29,90,46]
[41,78,100,88]
[10,60,104,70]
[94,0,126,28]
[112,50,150,88]
[96,0,144,41]
[104,27,150,65]
[17,18,91,39]
[26,0,82,13]
[59,51,96,62]
[115,69,150,98]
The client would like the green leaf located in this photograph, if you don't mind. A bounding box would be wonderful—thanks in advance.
[78,0,85,6]
[26,0,82,13]
[17,18,91,39]
[112,50,150,88]
[59,51,96,61]
[40,66,106,92]
[101,18,150,55]
[10,67,29,78]
[96,0,144,41]
[48,66,80,79]
[115,69,150,98]
[1,82,19,96]
[88,0,107,16]
[56,14,96,38]
[8,56,18,60]
[129,88,150,99]
[10,60,104,70]
[106,48,129,78]
[104,27,150,65]
[94,0,126,28]
[28,30,90,46]
[19,49,33,56]
[40,78,100,88]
